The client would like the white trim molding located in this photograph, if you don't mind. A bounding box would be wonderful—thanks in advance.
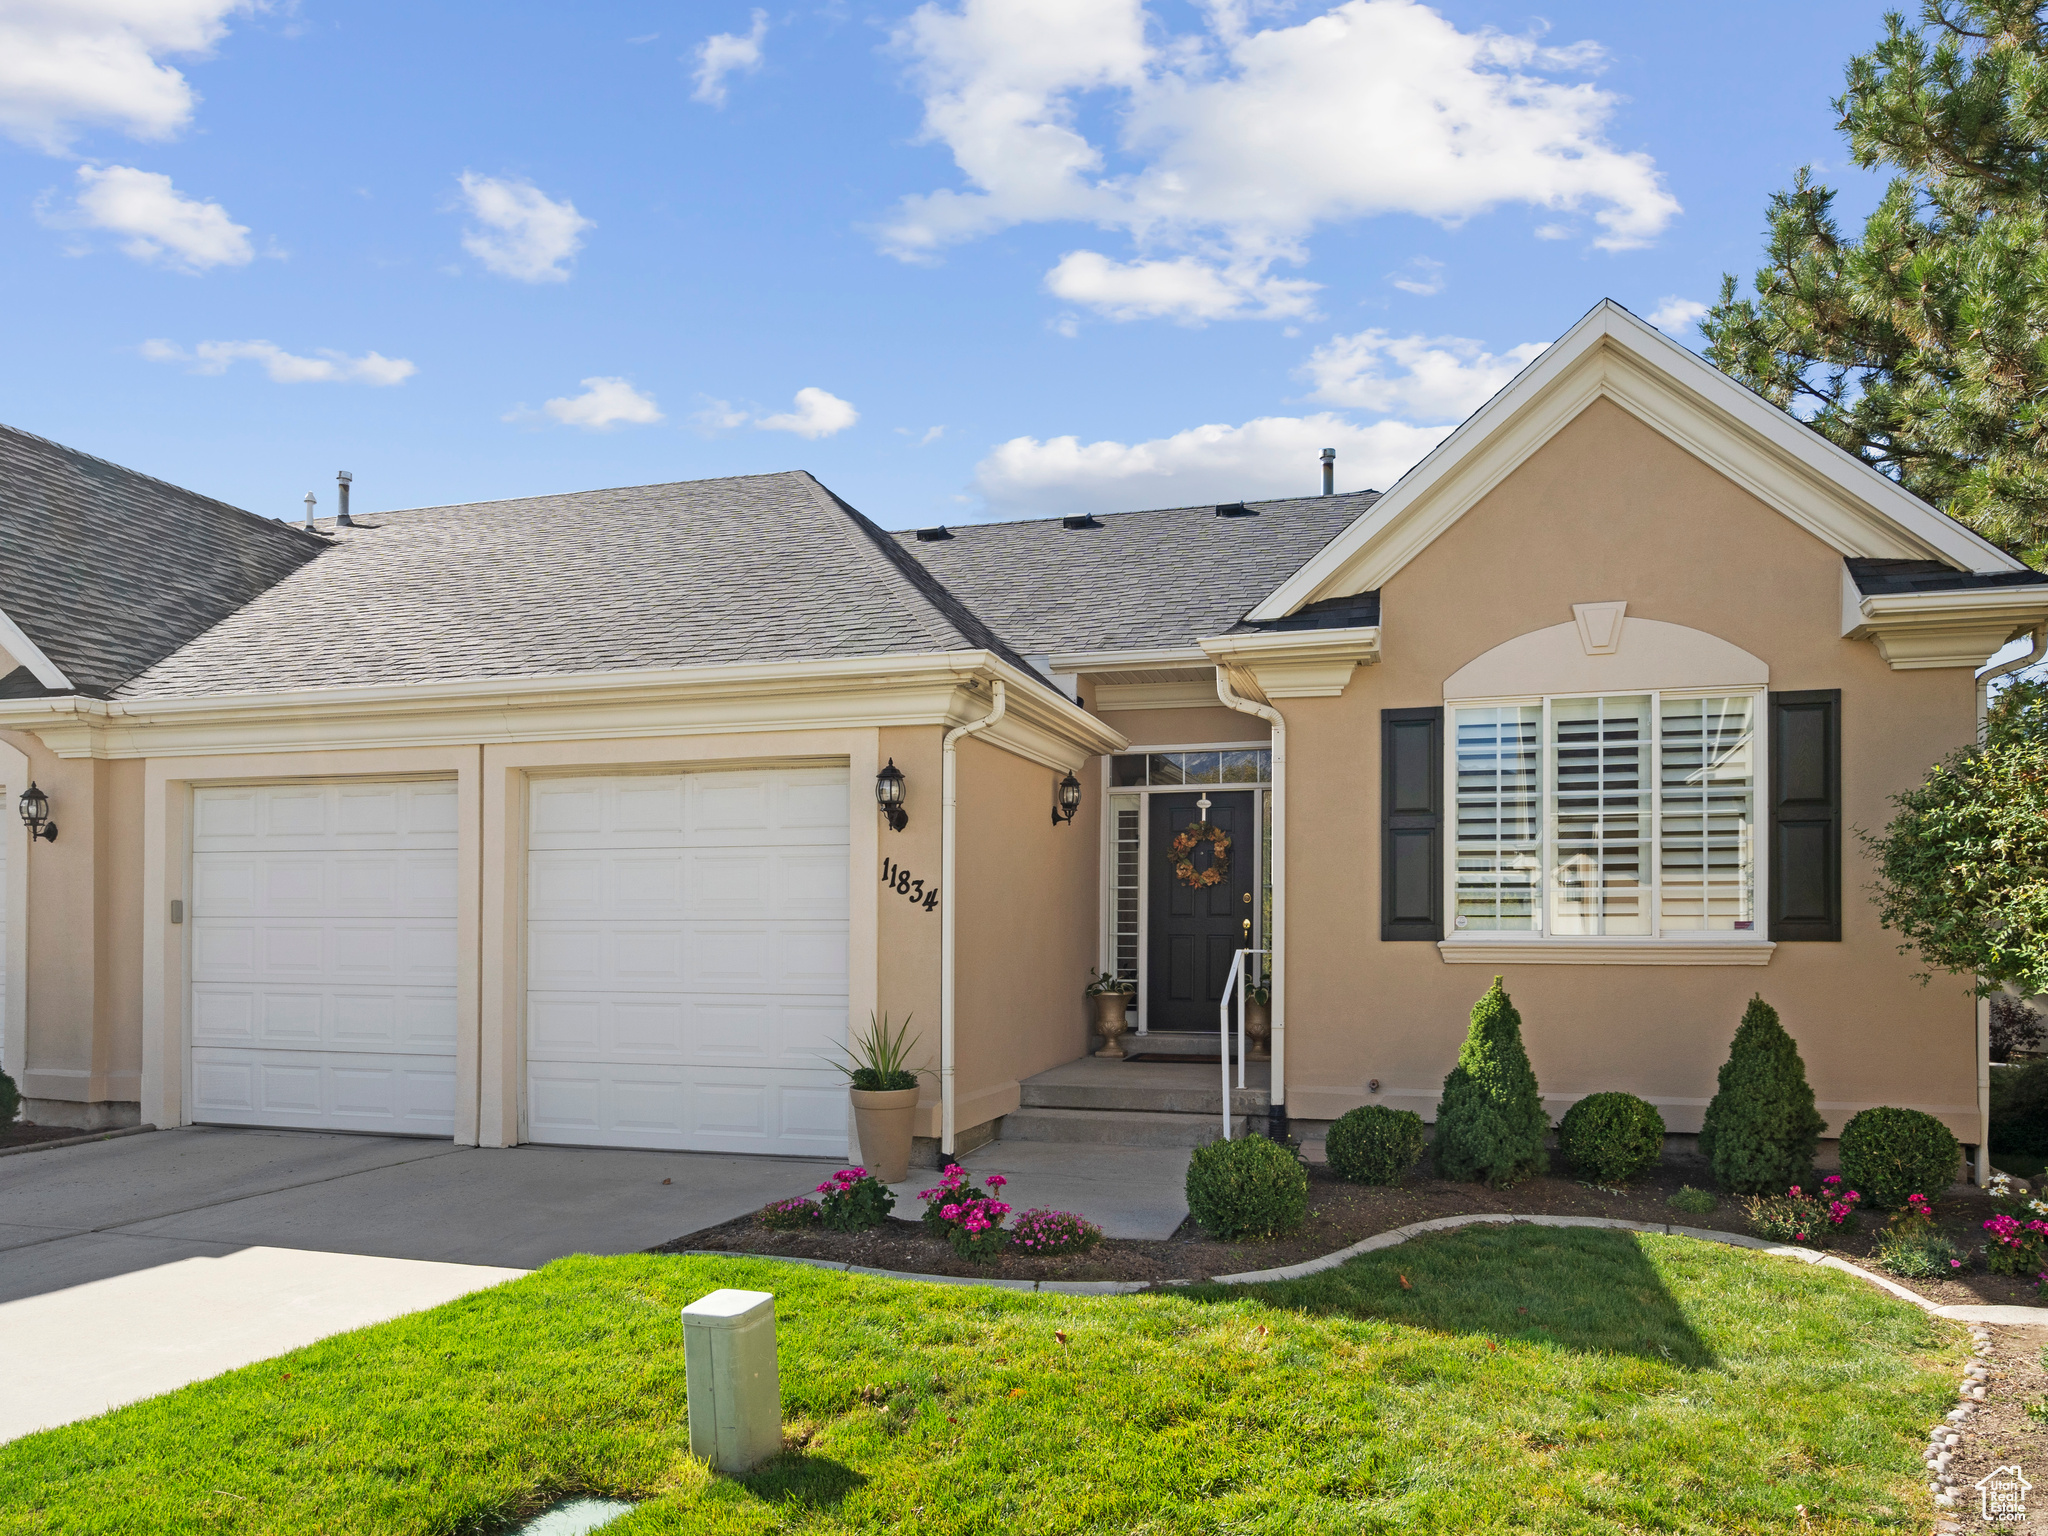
[0,608,71,692]
[0,737,28,1080]
[1840,567,2048,670]
[1445,617,1767,699]
[1199,628,1382,699]
[1048,646,1212,672]
[0,651,1129,769]
[1249,300,2023,623]
[1439,938,1776,966]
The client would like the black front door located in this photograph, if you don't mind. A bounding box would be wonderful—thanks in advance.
[1147,791,1255,1031]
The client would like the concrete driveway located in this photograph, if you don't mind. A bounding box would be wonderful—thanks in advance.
[0,1127,839,1442]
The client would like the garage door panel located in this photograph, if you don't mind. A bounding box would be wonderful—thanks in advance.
[527,994,841,1067]
[525,1060,846,1155]
[189,782,458,1135]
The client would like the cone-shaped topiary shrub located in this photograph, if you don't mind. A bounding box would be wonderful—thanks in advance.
[1838,1106,1961,1208]
[0,1068,15,1129]
[1325,1105,1427,1185]
[1432,977,1548,1187]
[1558,1092,1666,1185]
[1697,994,1826,1194]
[1185,1134,1308,1239]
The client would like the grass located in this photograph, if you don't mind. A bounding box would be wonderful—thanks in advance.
[0,1227,1959,1534]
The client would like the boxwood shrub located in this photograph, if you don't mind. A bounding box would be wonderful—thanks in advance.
[1837,1105,1962,1207]
[1185,1134,1308,1240]
[1557,1092,1666,1185]
[1325,1105,1426,1185]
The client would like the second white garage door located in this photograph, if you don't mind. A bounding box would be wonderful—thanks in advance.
[525,767,851,1156]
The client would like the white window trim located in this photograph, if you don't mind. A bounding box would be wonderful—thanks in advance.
[1437,685,1775,964]
[1100,740,1272,1032]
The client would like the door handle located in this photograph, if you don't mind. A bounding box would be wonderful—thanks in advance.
[1242,918,1252,937]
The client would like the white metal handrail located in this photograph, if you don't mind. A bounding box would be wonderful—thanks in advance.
[1218,948,1268,1139]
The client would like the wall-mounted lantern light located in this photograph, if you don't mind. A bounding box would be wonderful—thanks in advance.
[875,759,908,832]
[18,782,57,843]
[1051,770,1082,827]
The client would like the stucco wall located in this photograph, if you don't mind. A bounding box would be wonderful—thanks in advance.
[1094,704,1269,750]
[1281,396,1981,1138]
[949,731,1100,1138]
[874,725,945,1131]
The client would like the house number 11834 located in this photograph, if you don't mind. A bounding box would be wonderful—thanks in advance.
[881,858,939,912]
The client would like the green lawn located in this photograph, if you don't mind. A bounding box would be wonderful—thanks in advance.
[0,1227,1958,1535]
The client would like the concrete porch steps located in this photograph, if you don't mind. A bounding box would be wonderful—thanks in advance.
[1005,1051,1271,1148]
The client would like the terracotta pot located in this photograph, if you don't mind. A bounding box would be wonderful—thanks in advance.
[1091,991,1133,1058]
[1243,999,1272,1060]
[849,1086,921,1183]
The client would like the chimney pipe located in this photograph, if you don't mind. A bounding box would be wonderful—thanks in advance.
[337,470,354,527]
[1319,447,1335,496]
[303,491,317,528]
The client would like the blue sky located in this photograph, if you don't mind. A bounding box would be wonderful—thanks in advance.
[0,0,1902,529]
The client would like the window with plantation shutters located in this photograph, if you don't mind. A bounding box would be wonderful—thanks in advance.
[1767,690,1840,941]
[1382,708,1443,940]
[1441,689,1762,945]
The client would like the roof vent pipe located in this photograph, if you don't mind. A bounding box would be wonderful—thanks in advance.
[1320,447,1335,496]
[337,470,354,527]
[303,491,316,528]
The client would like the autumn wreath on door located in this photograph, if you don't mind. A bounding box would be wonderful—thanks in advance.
[1170,821,1232,889]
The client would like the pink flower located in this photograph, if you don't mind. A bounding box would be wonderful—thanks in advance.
[986,1175,1008,1188]
[1951,1259,1963,1268]
[1823,1175,1841,1186]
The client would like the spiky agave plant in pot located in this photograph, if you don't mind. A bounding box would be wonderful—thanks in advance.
[826,1013,927,1183]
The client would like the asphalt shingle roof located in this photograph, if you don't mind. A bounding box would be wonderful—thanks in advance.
[890,492,1379,655]
[0,422,326,698]
[118,471,1042,699]
[1846,557,2048,596]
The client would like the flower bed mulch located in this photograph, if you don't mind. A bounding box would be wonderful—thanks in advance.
[0,1122,102,1152]
[1941,1321,2048,1533]
[656,1156,2048,1305]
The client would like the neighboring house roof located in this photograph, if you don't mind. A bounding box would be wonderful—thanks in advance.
[1252,299,2030,623]
[118,470,1045,699]
[0,422,326,698]
[892,493,1379,656]
[1845,558,2048,596]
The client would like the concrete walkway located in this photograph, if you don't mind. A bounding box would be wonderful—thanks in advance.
[0,1126,841,1441]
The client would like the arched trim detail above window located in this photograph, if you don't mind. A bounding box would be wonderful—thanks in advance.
[1443,616,1767,700]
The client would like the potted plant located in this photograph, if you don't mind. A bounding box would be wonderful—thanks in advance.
[1086,969,1136,1058]
[1243,982,1272,1060]
[826,1013,926,1183]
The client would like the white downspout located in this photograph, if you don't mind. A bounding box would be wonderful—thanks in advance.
[1217,668,1284,1133]
[1973,625,2046,1185]
[941,679,1006,1155]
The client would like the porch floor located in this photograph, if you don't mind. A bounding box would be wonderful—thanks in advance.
[1007,1047,1271,1148]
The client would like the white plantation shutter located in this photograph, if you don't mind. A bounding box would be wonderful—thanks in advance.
[1452,705,1541,931]
[1658,696,1756,931]
[1550,696,1651,935]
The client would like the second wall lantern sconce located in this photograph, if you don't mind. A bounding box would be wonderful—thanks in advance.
[18,782,57,843]
[875,759,908,832]
[1051,770,1082,827]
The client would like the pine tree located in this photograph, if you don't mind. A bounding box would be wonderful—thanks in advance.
[1701,1,2048,562]
[1433,978,1549,1187]
[1697,995,1829,1194]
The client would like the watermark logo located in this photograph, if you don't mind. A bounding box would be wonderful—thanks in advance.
[1975,1464,2031,1524]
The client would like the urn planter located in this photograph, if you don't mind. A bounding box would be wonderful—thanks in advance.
[1243,999,1272,1060]
[1091,992,1133,1058]
[849,1086,920,1183]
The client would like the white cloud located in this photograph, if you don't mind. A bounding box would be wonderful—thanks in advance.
[1302,329,1544,421]
[974,413,1449,517]
[692,397,752,433]
[757,387,859,439]
[0,0,254,154]
[1646,295,1708,335]
[142,338,416,385]
[457,172,592,283]
[692,9,767,106]
[48,164,251,271]
[538,377,663,430]
[1387,256,1444,296]
[884,0,1679,313]
[1044,250,1319,323]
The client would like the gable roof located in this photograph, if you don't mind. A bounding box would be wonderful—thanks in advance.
[118,470,1047,699]
[0,421,327,698]
[1248,300,2029,623]
[893,492,1378,657]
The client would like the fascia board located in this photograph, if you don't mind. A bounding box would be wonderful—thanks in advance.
[1247,300,2022,623]
[1844,583,2048,636]
[0,651,1129,762]
[1198,627,1383,668]
[0,606,72,690]
[1046,646,1213,672]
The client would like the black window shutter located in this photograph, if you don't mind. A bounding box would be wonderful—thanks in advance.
[1768,689,1841,942]
[1382,707,1443,941]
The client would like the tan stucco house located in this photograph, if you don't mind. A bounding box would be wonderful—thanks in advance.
[5,301,2046,1171]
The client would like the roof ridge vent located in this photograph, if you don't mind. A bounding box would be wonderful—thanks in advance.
[1061,514,1101,529]
[913,525,953,542]
[1215,502,1256,517]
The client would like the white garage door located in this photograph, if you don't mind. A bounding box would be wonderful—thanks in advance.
[526,767,850,1156]
[0,790,8,1072]
[189,781,459,1135]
